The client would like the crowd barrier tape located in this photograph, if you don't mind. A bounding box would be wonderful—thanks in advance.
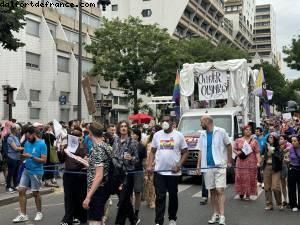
[42,165,260,175]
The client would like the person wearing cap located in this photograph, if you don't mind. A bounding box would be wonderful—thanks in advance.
[13,126,47,223]
[233,125,261,201]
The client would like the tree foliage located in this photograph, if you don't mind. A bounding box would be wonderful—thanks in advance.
[283,35,300,71]
[87,17,249,112]
[86,17,175,113]
[291,78,300,91]
[253,62,298,111]
[0,0,26,51]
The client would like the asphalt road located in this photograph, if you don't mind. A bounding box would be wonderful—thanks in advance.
[0,177,299,225]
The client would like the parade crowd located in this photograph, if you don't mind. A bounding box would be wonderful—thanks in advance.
[0,115,300,225]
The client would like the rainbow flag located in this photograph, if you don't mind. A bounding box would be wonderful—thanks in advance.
[172,70,180,119]
[172,70,180,105]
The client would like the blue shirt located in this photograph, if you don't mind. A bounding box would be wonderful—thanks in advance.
[7,135,21,160]
[206,131,215,166]
[255,135,267,154]
[84,135,93,154]
[24,139,47,175]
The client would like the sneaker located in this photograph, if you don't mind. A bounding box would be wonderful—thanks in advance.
[6,187,16,193]
[244,196,250,201]
[73,218,81,225]
[12,214,29,223]
[136,218,141,225]
[279,205,284,210]
[219,216,226,225]
[200,197,208,205]
[292,207,298,212]
[282,201,288,207]
[60,222,68,225]
[264,206,273,211]
[208,213,220,224]
[169,220,176,225]
[34,212,43,221]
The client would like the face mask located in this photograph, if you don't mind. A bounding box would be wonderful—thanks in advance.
[162,122,170,131]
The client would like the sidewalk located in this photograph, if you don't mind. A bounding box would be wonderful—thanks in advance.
[0,174,57,207]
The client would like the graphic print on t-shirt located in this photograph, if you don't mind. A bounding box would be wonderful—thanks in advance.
[159,138,175,150]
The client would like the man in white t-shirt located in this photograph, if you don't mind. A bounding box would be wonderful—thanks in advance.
[147,115,188,225]
[196,115,232,225]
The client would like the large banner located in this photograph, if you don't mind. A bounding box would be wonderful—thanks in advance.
[198,70,228,101]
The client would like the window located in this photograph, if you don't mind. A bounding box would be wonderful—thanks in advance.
[141,9,152,17]
[63,28,86,43]
[113,96,118,105]
[30,90,40,101]
[26,52,40,69]
[30,108,41,119]
[119,97,128,106]
[82,13,100,28]
[57,56,69,73]
[26,19,39,36]
[47,22,56,38]
[60,91,70,102]
[55,0,76,18]
[112,4,118,11]
[82,60,93,73]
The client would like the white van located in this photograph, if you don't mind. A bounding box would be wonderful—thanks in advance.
[178,107,243,177]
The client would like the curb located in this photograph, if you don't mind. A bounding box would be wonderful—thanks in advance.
[0,188,55,207]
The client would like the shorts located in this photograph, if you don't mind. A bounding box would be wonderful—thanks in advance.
[204,168,226,190]
[18,169,42,191]
[134,173,144,193]
[88,184,110,221]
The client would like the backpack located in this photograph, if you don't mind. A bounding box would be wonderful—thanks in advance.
[1,135,9,160]
[101,146,127,195]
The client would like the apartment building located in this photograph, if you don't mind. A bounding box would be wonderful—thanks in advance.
[224,0,255,50]
[251,4,278,67]
[103,0,251,49]
[0,0,129,123]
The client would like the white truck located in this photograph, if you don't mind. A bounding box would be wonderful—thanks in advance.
[177,59,260,179]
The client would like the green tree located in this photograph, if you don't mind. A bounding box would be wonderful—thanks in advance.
[283,35,300,70]
[291,78,300,91]
[86,17,176,113]
[0,0,26,51]
[253,62,297,111]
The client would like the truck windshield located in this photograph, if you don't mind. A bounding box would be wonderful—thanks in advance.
[178,115,232,137]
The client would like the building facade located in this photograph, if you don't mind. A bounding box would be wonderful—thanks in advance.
[224,0,255,50]
[0,0,129,123]
[103,0,252,50]
[250,4,278,67]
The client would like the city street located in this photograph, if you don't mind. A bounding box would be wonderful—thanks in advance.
[0,178,299,225]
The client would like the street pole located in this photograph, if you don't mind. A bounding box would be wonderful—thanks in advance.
[77,0,82,121]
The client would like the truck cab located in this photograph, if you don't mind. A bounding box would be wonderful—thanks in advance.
[178,107,243,176]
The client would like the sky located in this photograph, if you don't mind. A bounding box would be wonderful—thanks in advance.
[256,0,300,80]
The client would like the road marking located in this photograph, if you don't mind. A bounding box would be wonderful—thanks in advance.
[192,191,203,198]
[178,184,192,193]
[233,187,263,200]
